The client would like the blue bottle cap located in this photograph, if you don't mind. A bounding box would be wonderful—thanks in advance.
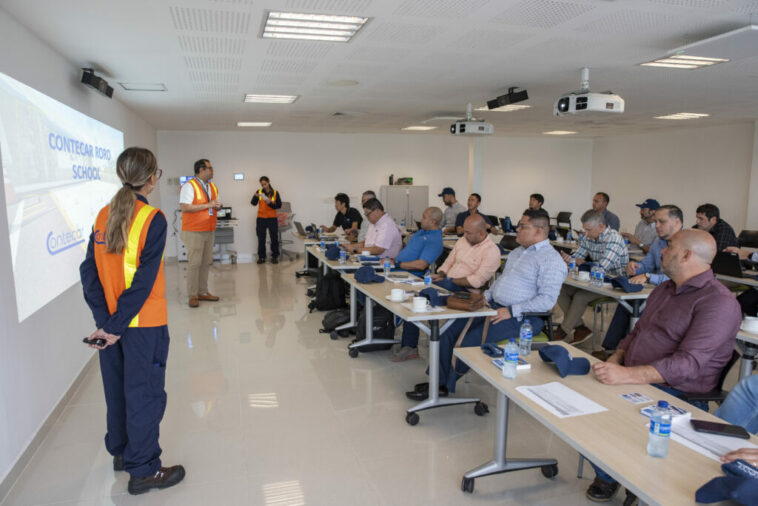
[657,400,669,408]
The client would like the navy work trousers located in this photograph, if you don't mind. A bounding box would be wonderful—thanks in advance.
[99,326,170,478]
[257,217,280,260]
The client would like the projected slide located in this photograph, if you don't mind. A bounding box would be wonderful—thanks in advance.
[0,72,124,322]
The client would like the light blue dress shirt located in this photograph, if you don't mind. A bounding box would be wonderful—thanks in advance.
[484,239,567,318]
[633,236,669,285]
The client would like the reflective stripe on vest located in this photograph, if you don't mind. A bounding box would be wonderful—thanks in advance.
[182,179,218,231]
[257,189,278,218]
[124,204,154,327]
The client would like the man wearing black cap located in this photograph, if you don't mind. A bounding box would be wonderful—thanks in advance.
[621,198,659,253]
[438,187,465,234]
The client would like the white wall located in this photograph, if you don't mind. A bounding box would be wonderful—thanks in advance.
[0,8,157,485]
[157,131,593,259]
[591,123,756,233]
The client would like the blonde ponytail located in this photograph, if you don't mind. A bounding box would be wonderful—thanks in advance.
[105,147,158,254]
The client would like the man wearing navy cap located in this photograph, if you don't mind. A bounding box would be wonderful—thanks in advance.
[438,187,465,234]
[621,198,659,253]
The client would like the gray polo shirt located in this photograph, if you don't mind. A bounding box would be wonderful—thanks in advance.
[443,201,466,229]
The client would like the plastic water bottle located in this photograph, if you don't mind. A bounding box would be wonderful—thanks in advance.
[590,265,598,286]
[383,258,392,278]
[424,270,432,288]
[567,229,573,242]
[569,257,578,279]
[339,249,346,264]
[320,239,325,249]
[504,216,512,233]
[596,266,605,286]
[646,400,672,458]
[519,320,533,356]
[502,338,518,379]
[401,217,406,229]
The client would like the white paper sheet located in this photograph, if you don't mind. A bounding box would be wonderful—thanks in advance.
[516,382,608,418]
[668,418,758,462]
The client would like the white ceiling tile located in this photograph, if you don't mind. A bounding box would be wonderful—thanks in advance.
[348,45,412,62]
[645,0,730,8]
[447,29,526,53]
[188,71,240,84]
[393,0,492,18]
[573,9,681,36]
[363,21,442,45]
[184,55,243,72]
[260,59,319,73]
[265,41,333,59]
[256,74,309,86]
[169,6,252,33]
[283,0,373,13]
[493,0,597,29]
[178,36,246,55]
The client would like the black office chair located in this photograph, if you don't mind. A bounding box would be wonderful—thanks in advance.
[556,211,572,239]
[680,349,741,408]
[485,214,499,230]
[739,230,758,248]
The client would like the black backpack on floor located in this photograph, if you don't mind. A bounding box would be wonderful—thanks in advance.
[353,304,396,352]
[308,270,347,312]
[320,308,352,338]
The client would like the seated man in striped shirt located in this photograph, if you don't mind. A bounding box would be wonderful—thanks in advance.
[556,209,629,344]
[406,210,567,399]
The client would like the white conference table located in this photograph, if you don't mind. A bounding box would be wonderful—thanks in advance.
[292,231,343,275]
[735,329,758,380]
[563,276,655,331]
[341,272,497,425]
[715,270,758,288]
[455,342,758,505]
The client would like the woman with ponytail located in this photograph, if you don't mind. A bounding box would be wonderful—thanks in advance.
[79,147,185,495]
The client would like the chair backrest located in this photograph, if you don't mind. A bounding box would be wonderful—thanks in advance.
[739,230,758,248]
[715,349,741,392]
[556,211,572,225]
[279,201,292,214]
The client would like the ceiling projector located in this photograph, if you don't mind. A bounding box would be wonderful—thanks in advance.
[450,104,493,136]
[553,68,624,116]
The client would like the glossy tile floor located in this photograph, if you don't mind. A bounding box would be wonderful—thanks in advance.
[3,260,634,505]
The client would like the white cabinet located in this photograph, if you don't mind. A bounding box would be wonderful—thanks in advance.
[379,185,428,229]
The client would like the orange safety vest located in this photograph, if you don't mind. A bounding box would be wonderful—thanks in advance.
[256,188,278,219]
[93,200,167,327]
[181,178,218,231]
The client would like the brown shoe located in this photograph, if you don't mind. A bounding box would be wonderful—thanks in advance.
[568,325,592,345]
[198,293,219,301]
[592,350,611,361]
[553,327,568,341]
[189,296,199,308]
[128,465,185,495]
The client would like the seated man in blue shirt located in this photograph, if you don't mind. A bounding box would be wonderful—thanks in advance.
[406,209,567,399]
[593,205,683,360]
[454,193,493,236]
[390,207,444,362]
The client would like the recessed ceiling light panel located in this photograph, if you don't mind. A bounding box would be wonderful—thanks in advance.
[261,11,368,42]
[654,112,709,120]
[244,94,298,104]
[237,122,272,127]
[401,126,437,131]
[119,82,167,91]
[542,130,577,135]
[641,54,728,69]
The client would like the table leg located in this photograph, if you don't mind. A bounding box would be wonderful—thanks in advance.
[348,299,399,356]
[461,393,558,493]
[406,320,484,424]
[335,284,357,332]
[737,340,757,380]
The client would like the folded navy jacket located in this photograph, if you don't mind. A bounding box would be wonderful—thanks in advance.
[325,244,341,260]
[538,345,590,377]
[359,255,381,262]
[696,459,758,505]
[355,265,384,284]
[610,276,643,293]
[419,287,448,307]
[578,262,595,272]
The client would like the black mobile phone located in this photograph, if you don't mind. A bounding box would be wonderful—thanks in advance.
[690,419,750,439]
[82,337,106,346]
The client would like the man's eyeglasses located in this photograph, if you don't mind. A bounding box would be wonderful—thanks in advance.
[363,208,377,217]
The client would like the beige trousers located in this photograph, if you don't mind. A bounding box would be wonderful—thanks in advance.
[557,285,599,332]
[181,230,215,297]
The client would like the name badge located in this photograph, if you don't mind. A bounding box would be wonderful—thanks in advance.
[209,208,214,216]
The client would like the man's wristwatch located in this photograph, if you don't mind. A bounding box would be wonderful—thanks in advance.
[645,272,651,281]
[638,242,644,248]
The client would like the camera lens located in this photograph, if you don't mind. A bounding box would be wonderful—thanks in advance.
[558,97,569,112]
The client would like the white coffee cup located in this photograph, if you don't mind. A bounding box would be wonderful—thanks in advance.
[412,297,428,311]
[390,288,404,302]
[361,250,371,256]
[742,316,758,333]
[577,271,590,282]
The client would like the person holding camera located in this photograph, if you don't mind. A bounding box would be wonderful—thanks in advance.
[251,176,282,264]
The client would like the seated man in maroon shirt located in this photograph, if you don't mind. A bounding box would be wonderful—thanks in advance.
[585,229,741,503]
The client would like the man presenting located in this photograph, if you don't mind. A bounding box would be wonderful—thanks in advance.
[180,159,221,308]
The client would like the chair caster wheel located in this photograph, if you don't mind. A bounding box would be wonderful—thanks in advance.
[541,464,558,478]
[474,401,489,416]
[461,477,474,493]
[348,348,359,358]
[405,412,419,426]
[330,331,339,340]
